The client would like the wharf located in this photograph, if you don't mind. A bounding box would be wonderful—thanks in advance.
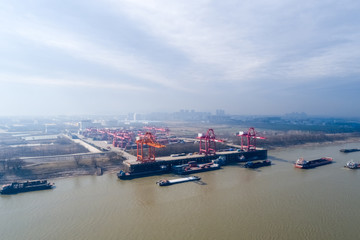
[123,149,267,173]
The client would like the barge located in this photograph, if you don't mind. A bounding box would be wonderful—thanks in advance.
[294,157,333,169]
[340,149,360,153]
[244,160,271,169]
[172,161,220,175]
[344,161,360,169]
[117,165,168,180]
[1,180,54,194]
[156,176,201,186]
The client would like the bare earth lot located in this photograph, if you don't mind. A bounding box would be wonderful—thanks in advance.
[0,133,125,184]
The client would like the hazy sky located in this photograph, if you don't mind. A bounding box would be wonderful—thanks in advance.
[1,0,360,117]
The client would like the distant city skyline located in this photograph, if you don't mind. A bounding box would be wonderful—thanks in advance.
[1,1,360,117]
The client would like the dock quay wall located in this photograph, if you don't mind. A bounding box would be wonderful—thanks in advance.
[125,149,267,173]
[20,152,109,164]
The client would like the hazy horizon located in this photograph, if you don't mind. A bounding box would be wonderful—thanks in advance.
[1,1,360,117]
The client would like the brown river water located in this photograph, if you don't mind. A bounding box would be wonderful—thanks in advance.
[1,142,360,240]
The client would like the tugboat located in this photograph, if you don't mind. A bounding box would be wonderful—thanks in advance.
[294,157,333,169]
[0,180,54,194]
[244,160,271,169]
[344,161,360,169]
[172,161,220,175]
[156,176,201,186]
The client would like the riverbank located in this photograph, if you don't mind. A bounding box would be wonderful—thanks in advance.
[269,137,360,151]
[0,154,126,185]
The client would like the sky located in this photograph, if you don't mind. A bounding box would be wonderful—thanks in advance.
[0,0,360,117]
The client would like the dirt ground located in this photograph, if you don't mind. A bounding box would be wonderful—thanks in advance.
[0,155,125,185]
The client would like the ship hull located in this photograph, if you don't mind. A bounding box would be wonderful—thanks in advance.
[295,158,332,169]
[117,168,168,180]
[340,149,360,153]
[1,181,54,195]
[244,160,271,169]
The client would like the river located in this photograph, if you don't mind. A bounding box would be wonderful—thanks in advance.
[1,142,360,240]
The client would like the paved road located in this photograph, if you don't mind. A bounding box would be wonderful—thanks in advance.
[76,135,137,162]
[63,134,102,153]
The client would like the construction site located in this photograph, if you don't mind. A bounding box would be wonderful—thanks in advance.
[80,126,268,179]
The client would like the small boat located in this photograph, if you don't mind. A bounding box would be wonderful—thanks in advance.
[344,161,360,169]
[1,180,54,194]
[244,160,271,168]
[294,157,333,169]
[156,176,201,186]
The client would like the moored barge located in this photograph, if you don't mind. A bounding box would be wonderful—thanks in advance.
[1,180,54,194]
[244,160,271,169]
[294,157,333,169]
[117,165,168,180]
[172,161,220,175]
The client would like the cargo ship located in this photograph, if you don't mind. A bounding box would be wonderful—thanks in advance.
[117,165,168,180]
[244,160,271,169]
[172,161,220,175]
[294,157,333,169]
[0,180,54,194]
[344,161,360,169]
[156,176,201,186]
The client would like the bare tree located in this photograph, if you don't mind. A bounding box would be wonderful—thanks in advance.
[5,158,25,171]
[0,160,6,171]
[12,158,25,170]
[74,155,82,166]
[108,152,119,162]
[91,155,98,168]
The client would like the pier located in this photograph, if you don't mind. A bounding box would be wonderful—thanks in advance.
[123,149,267,173]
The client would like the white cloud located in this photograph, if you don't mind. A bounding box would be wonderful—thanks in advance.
[284,44,360,80]
[1,0,360,116]
[0,13,187,91]
[108,0,266,82]
[0,73,149,91]
[107,0,360,84]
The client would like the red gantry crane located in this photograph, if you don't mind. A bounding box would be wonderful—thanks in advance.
[237,127,265,151]
[110,131,134,149]
[136,132,165,162]
[83,127,171,152]
[143,126,171,145]
[82,128,98,138]
[197,129,223,156]
[143,126,170,136]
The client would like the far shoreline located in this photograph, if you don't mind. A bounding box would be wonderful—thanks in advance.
[268,137,360,151]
